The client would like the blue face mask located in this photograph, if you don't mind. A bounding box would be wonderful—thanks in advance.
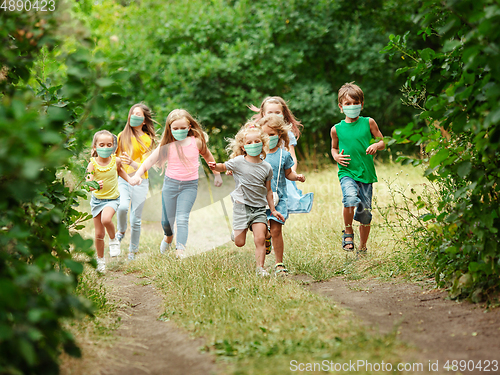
[96,147,114,158]
[244,142,263,157]
[130,115,145,127]
[342,104,362,119]
[172,129,189,141]
[269,135,279,149]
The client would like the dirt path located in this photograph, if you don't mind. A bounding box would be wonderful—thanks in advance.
[304,276,500,374]
[99,272,218,375]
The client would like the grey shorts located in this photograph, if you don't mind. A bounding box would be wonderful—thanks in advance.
[90,195,120,218]
[233,201,267,231]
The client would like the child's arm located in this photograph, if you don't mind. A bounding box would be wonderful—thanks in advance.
[208,161,227,173]
[285,168,305,183]
[86,162,103,191]
[330,126,351,166]
[129,146,161,185]
[288,145,298,173]
[116,158,133,184]
[366,118,385,155]
[266,180,285,222]
[198,139,223,187]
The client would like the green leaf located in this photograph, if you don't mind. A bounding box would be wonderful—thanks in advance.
[429,148,449,168]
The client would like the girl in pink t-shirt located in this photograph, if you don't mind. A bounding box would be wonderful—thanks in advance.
[131,109,222,258]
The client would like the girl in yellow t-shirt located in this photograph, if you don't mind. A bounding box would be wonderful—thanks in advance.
[115,103,157,260]
[86,130,132,272]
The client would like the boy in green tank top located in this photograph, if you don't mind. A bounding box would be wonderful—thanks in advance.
[330,82,385,256]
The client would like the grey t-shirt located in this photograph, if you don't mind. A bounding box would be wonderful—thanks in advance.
[225,155,273,208]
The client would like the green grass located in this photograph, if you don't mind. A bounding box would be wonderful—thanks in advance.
[67,162,435,374]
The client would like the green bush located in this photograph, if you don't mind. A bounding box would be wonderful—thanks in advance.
[383,0,500,301]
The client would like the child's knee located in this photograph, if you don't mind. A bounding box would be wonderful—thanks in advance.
[270,224,282,238]
[101,217,113,227]
[235,238,246,247]
[95,231,105,241]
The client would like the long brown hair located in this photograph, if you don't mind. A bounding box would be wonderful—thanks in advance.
[117,103,158,157]
[157,109,208,172]
[249,96,303,139]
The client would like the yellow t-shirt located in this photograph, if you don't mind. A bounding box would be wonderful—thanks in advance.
[116,132,152,179]
[91,155,119,200]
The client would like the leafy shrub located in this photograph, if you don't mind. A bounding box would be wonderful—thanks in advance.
[383,0,500,301]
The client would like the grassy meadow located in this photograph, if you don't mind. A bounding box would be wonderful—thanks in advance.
[67,161,436,374]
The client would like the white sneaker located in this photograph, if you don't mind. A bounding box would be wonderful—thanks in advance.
[96,258,106,273]
[160,240,171,254]
[128,252,135,261]
[176,249,187,259]
[256,266,270,277]
[109,237,121,257]
[116,232,124,242]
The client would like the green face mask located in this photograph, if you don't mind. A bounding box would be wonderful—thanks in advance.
[96,147,114,158]
[244,142,263,156]
[130,115,145,127]
[172,129,189,141]
[268,135,279,149]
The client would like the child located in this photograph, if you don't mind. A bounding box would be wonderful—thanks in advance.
[130,109,222,259]
[250,96,313,213]
[208,123,285,277]
[86,130,133,272]
[330,82,384,255]
[257,114,305,276]
[115,103,157,261]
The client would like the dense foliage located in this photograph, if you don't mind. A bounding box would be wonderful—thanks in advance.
[384,0,500,301]
[0,4,127,373]
[71,0,421,162]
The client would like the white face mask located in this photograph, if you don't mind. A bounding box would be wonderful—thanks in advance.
[342,104,362,119]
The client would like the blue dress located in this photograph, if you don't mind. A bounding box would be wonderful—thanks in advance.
[265,148,294,224]
[286,131,314,214]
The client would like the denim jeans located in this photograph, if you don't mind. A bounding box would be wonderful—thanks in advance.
[117,177,149,253]
[161,177,198,250]
[340,176,373,225]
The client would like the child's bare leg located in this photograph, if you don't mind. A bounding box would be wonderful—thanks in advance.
[343,206,355,250]
[93,215,105,258]
[359,224,370,249]
[270,220,284,264]
[252,223,267,267]
[234,229,247,247]
[101,207,117,240]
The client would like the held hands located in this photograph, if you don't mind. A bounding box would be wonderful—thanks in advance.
[214,174,223,187]
[208,161,216,171]
[335,149,351,166]
[296,174,306,183]
[271,210,285,222]
[129,175,143,186]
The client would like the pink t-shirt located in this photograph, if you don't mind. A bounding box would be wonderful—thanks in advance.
[166,136,200,181]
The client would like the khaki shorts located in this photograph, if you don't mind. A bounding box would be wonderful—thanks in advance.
[233,201,267,231]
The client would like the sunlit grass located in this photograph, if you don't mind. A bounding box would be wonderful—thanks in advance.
[65,162,434,374]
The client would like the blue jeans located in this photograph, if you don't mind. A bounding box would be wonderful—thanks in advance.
[117,177,149,253]
[161,177,198,250]
[340,176,373,225]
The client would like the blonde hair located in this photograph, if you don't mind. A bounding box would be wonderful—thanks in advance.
[338,82,364,105]
[91,130,115,158]
[117,103,158,157]
[226,122,269,159]
[157,109,208,172]
[249,96,303,139]
[256,114,292,150]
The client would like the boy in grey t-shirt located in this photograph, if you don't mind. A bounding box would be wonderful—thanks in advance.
[209,124,285,277]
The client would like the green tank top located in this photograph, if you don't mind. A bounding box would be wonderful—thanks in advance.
[335,116,377,183]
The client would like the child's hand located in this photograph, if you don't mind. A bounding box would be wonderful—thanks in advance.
[334,149,350,166]
[97,180,104,190]
[208,161,217,170]
[226,170,233,176]
[296,174,306,183]
[272,210,285,222]
[214,174,223,187]
[121,151,133,165]
[366,144,379,155]
[129,176,142,186]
